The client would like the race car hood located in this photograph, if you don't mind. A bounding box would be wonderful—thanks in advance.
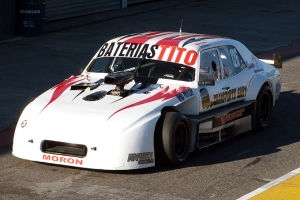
[18,75,194,142]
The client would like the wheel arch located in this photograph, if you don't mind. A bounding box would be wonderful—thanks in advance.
[156,106,197,152]
[153,106,196,166]
[246,74,275,105]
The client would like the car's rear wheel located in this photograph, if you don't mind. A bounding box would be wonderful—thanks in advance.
[155,112,191,166]
[255,85,273,130]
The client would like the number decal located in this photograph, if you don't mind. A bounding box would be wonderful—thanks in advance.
[229,48,240,68]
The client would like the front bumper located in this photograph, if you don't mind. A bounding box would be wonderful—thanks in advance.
[12,110,159,170]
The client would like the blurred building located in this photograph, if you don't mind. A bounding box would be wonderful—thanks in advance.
[0,0,153,34]
[0,0,16,33]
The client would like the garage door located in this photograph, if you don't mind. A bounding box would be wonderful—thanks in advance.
[128,0,154,5]
[45,0,120,22]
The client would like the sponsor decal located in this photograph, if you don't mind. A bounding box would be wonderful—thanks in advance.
[220,108,245,125]
[254,68,264,73]
[23,20,36,28]
[251,55,259,67]
[108,86,190,119]
[98,42,198,66]
[195,41,207,46]
[127,152,154,164]
[20,10,41,14]
[213,88,237,105]
[247,55,264,73]
[176,88,195,102]
[202,86,247,109]
[40,76,85,113]
[247,62,255,70]
[42,154,83,165]
[213,103,254,127]
[200,88,210,108]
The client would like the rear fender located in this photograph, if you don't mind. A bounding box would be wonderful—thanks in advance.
[246,73,275,105]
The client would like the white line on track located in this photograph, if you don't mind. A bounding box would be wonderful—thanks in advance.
[0,37,24,43]
[237,167,300,200]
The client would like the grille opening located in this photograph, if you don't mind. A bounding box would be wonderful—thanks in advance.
[42,140,87,158]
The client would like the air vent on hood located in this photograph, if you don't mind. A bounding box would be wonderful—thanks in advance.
[83,91,107,101]
[71,82,100,90]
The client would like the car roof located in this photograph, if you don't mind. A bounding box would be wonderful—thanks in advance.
[107,31,234,50]
[99,31,251,67]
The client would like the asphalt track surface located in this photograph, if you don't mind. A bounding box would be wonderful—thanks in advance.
[1,0,300,199]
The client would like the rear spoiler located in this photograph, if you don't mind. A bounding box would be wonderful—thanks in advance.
[259,53,282,68]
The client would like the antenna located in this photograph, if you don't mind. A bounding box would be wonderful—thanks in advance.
[179,19,183,36]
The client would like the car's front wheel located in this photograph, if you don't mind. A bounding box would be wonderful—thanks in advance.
[155,112,191,166]
[255,85,273,130]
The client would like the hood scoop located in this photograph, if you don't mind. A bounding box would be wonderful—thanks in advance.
[83,91,107,101]
[105,71,134,97]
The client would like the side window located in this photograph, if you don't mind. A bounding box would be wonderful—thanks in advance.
[218,46,247,78]
[199,49,221,81]
[227,46,247,74]
[218,46,235,78]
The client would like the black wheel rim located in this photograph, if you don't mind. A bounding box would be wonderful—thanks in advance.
[259,92,271,124]
[174,122,188,157]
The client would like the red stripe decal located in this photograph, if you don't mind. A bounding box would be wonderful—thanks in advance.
[123,31,170,44]
[40,76,85,113]
[156,34,201,47]
[108,86,190,120]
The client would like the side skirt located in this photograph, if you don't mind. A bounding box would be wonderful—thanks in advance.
[186,100,256,152]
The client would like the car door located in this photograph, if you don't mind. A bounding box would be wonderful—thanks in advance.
[199,48,229,113]
[217,45,248,104]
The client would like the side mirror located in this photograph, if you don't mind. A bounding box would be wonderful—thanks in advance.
[198,79,215,86]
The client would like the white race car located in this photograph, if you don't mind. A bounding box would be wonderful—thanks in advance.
[13,31,282,170]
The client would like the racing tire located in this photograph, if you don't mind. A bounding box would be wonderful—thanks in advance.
[155,112,191,167]
[255,85,273,130]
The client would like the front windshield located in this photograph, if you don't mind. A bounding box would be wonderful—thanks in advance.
[87,57,195,81]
